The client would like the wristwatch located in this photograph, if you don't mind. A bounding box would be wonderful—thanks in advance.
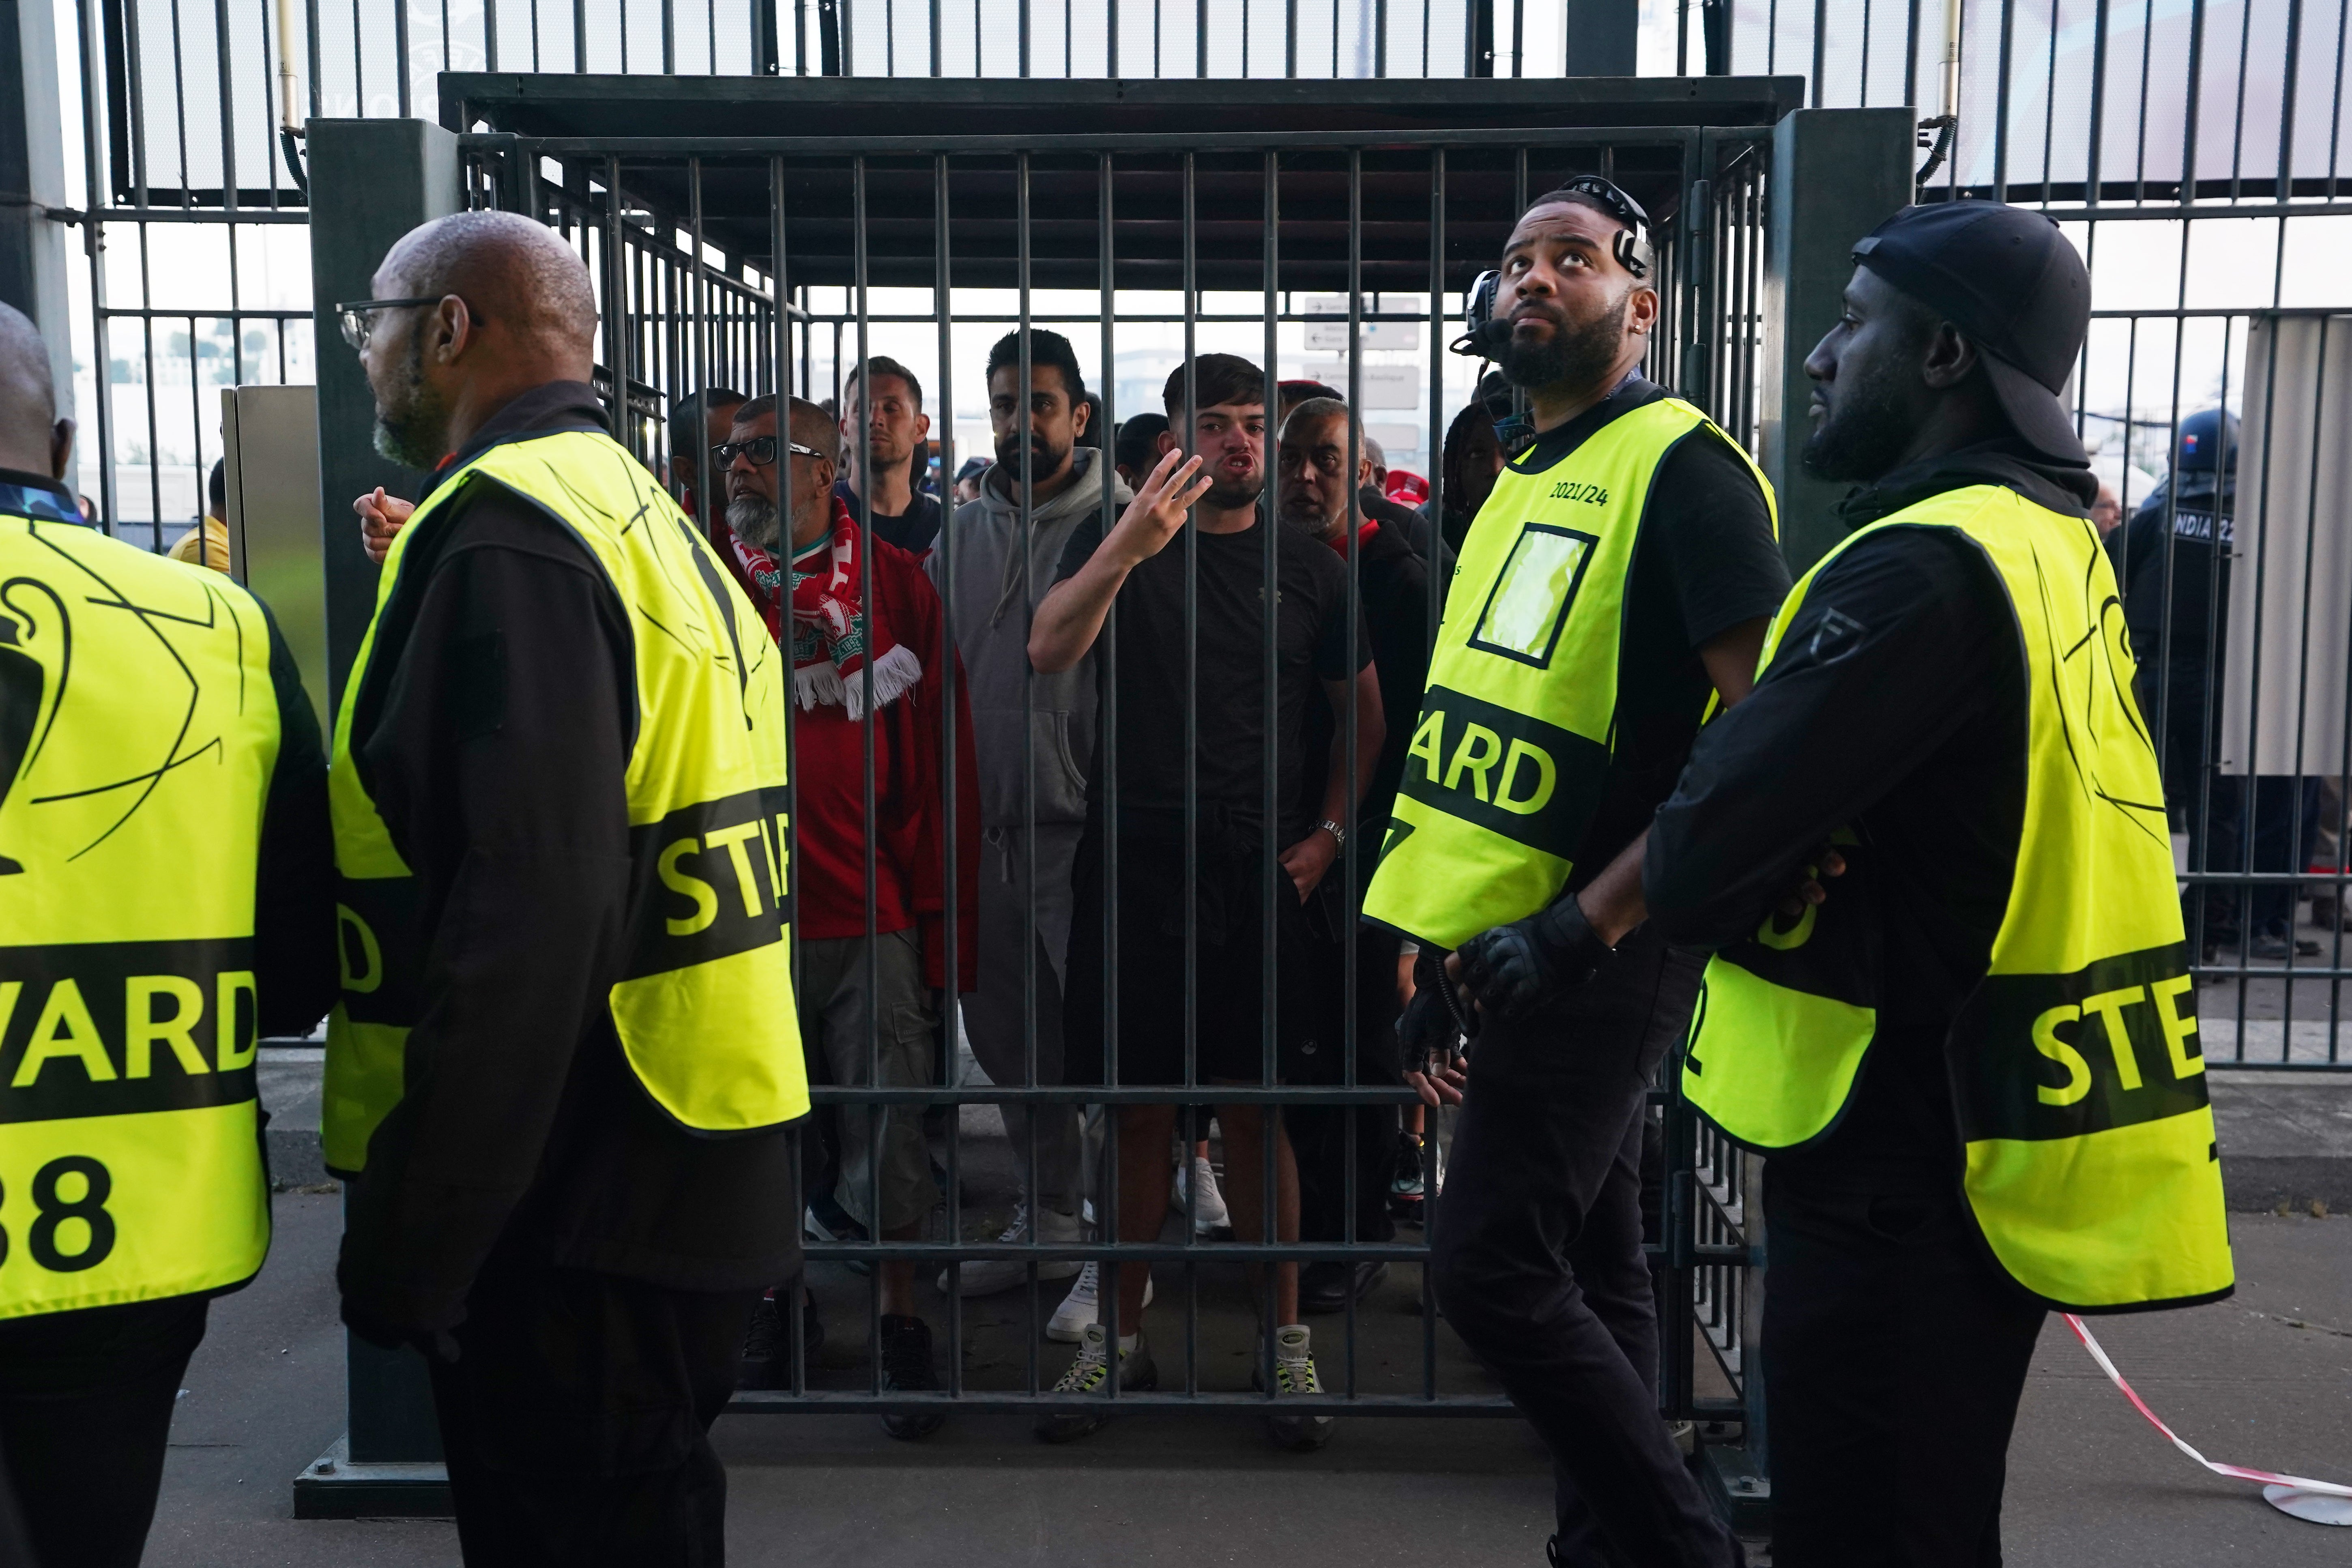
[1317,818,1347,849]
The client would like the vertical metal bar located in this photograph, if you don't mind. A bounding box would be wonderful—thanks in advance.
[1196,0,1206,75]
[2085,0,2111,208]
[574,0,586,71]
[852,152,884,1379]
[934,147,964,1393]
[1340,145,1364,1400]
[930,0,941,72]
[1181,146,1199,1396]
[664,0,677,69]
[766,151,808,1396]
[1018,148,1044,1380]
[604,158,627,439]
[394,0,412,114]
[73,0,114,529]
[1810,0,1825,106]
[1419,148,1445,1388]
[1255,144,1278,1405]
[1097,143,1125,1386]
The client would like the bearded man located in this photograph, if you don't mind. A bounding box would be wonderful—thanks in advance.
[712,394,977,1437]
[1364,180,1789,1568]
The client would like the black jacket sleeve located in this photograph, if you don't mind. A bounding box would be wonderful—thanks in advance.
[337,500,636,1340]
[1642,527,2010,950]
[251,607,337,1039]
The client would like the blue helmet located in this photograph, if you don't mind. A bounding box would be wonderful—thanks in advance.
[2174,408,2238,476]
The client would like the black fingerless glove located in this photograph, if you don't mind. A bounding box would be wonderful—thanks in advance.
[1397,947,1469,1060]
[1454,893,1611,1020]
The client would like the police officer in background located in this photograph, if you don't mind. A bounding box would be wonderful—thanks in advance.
[1643,203,2233,1562]
[326,211,807,1562]
[1368,179,1788,1568]
[0,301,335,1567]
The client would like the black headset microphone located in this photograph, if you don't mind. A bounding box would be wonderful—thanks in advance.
[1447,177,1653,458]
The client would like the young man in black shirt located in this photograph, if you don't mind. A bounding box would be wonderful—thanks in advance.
[1393,184,1787,1568]
[1029,354,1384,1449]
[837,356,943,554]
[1274,395,1434,1312]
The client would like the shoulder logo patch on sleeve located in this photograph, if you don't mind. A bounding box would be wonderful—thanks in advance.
[1808,608,1867,664]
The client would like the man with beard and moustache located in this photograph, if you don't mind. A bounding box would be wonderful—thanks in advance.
[1642,203,2232,1562]
[923,329,1132,1330]
[1029,353,1384,1450]
[712,394,978,1434]
[324,210,808,1563]
[668,385,745,528]
[1364,179,1785,1568]
[1272,396,1434,1315]
[838,357,943,555]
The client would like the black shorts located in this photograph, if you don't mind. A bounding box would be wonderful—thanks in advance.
[1061,816,1328,1088]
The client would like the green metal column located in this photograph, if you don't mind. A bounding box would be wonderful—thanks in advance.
[305,118,462,715]
[296,116,461,1520]
[1760,107,1918,576]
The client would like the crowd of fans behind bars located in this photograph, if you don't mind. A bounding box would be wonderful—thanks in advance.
[629,338,1503,1411]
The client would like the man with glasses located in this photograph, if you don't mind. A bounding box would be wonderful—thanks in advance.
[323,211,808,1564]
[711,393,978,1435]
[1368,180,1787,1568]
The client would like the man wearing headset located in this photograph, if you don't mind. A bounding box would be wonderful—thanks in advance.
[1366,180,1788,1568]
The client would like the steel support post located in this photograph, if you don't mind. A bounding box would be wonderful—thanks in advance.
[296,116,461,1521]
[304,118,461,718]
[1562,0,1637,75]
[1759,107,1916,575]
[1,0,80,494]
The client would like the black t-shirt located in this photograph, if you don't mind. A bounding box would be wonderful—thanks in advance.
[837,479,943,555]
[1501,379,1790,886]
[1055,509,1371,832]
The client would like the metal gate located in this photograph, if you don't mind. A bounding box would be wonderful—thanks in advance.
[434,88,1778,1442]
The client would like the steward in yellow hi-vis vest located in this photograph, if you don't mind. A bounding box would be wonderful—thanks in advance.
[1363,396,1775,948]
[0,477,333,1324]
[1644,200,2231,1558]
[1681,485,2232,1312]
[325,421,807,1175]
[0,300,333,1568]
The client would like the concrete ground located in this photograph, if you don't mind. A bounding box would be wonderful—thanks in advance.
[140,1189,2350,1568]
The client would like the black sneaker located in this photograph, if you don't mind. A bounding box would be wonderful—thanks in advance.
[1300,1259,1391,1314]
[738,1294,783,1390]
[879,1315,943,1441]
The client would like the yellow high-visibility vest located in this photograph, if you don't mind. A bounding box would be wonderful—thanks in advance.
[1365,398,1776,948]
[323,430,808,1175]
[1683,484,2234,1311]
[0,484,281,1318]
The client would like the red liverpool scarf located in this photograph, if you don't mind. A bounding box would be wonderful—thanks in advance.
[724,493,921,719]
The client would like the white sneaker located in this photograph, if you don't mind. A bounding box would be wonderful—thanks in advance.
[1045,1260,1155,1342]
[1172,1155,1232,1236]
[935,1203,1085,1297]
[1263,1323,1334,1451]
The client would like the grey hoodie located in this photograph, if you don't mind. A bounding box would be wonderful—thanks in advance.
[928,448,1132,829]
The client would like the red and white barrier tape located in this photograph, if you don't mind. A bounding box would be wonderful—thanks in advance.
[2064,1313,2352,1526]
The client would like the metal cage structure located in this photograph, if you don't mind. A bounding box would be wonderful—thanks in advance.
[415,82,1787,1444]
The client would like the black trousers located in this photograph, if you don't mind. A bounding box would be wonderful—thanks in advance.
[427,1255,758,1568]
[1761,1164,2047,1568]
[1295,921,1405,1250]
[1431,932,1735,1568]
[0,1293,209,1568]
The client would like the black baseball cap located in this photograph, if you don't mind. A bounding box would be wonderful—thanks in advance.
[1851,200,2091,464]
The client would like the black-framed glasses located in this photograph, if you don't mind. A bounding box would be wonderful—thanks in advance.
[334,297,442,352]
[711,436,825,468]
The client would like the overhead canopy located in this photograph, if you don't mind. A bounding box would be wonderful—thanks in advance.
[440,75,1800,292]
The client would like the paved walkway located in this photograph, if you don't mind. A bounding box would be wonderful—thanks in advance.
[140,1195,2349,1567]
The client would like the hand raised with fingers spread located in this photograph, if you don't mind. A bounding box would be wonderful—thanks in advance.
[1103,449,1211,570]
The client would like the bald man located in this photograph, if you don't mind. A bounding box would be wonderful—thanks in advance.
[0,302,334,1568]
[325,212,806,1564]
